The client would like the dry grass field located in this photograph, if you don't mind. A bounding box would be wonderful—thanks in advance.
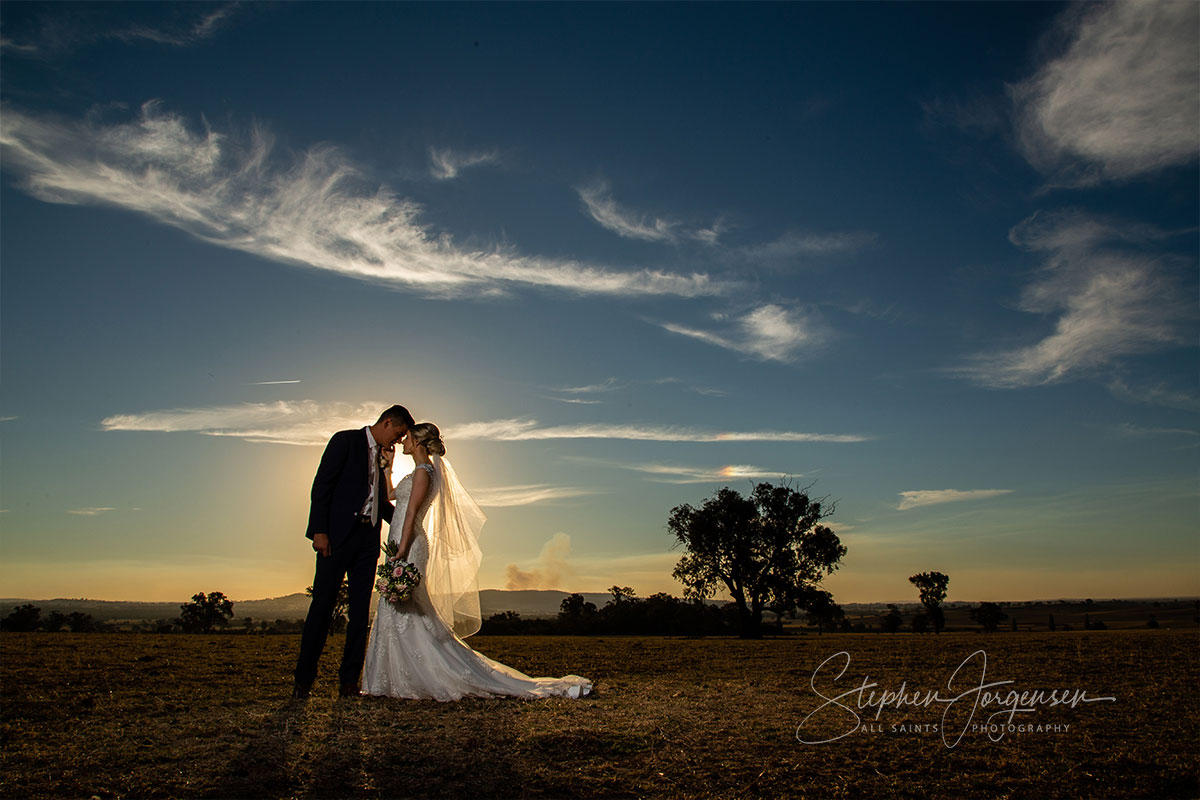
[2,630,1196,799]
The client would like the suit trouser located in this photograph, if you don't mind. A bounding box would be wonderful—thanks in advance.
[294,520,380,686]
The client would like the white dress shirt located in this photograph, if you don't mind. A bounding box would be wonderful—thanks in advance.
[361,426,379,521]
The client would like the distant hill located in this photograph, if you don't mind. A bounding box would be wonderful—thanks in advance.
[0,590,625,622]
[5,594,1192,628]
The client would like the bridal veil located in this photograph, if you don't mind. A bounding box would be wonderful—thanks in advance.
[422,454,487,638]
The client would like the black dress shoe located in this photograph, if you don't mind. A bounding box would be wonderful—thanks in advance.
[339,683,361,698]
[291,682,313,699]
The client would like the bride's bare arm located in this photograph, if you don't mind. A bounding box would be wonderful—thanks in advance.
[382,445,397,501]
[397,466,431,560]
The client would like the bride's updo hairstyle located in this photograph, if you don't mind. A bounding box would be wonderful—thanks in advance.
[410,422,446,456]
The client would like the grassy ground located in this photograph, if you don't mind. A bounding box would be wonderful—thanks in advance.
[2,631,1196,799]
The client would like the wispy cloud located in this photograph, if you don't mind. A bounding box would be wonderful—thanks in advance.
[101,400,384,446]
[68,507,117,516]
[429,147,499,180]
[543,396,604,405]
[1107,379,1200,414]
[576,180,765,249]
[897,490,1013,511]
[446,418,869,444]
[552,378,622,394]
[576,179,680,242]
[472,485,599,507]
[0,103,723,299]
[734,230,877,263]
[505,532,574,590]
[249,379,301,385]
[571,458,793,484]
[0,37,40,55]
[951,210,1195,388]
[116,4,240,47]
[652,377,728,397]
[100,402,871,446]
[1011,1,1199,185]
[1113,423,1200,440]
[0,416,17,422]
[657,304,828,362]
[542,378,623,405]
[2,4,240,57]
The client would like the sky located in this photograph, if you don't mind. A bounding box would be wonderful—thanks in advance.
[1,2,1197,605]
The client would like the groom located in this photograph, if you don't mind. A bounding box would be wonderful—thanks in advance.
[293,404,415,698]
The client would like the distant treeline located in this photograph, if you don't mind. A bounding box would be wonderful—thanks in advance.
[481,592,735,636]
[4,595,1196,635]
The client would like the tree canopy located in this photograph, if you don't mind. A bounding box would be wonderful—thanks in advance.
[971,601,1008,633]
[178,591,234,633]
[909,571,950,634]
[668,482,846,639]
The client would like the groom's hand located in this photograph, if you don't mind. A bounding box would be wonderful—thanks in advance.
[312,533,332,558]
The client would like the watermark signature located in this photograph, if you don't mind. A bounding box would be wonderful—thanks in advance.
[795,650,1115,748]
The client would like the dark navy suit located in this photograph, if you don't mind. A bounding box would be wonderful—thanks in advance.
[294,428,395,687]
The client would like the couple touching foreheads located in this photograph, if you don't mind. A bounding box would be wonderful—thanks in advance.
[292,405,592,701]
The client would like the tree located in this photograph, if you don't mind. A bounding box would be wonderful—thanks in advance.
[480,610,523,635]
[669,482,846,639]
[558,593,598,634]
[561,592,600,628]
[911,612,929,634]
[306,579,350,634]
[2,604,41,632]
[67,612,98,633]
[881,604,903,634]
[804,591,844,635]
[909,571,949,634]
[42,611,69,632]
[970,601,1008,633]
[607,586,637,605]
[178,591,234,633]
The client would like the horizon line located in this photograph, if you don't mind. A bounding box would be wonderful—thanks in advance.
[3,591,1197,605]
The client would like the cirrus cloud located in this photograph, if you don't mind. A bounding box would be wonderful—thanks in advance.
[950,210,1195,388]
[897,489,1013,511]
[576,179,681,243]
[657,304,828,362]
[1012,1,1199,185]
[471,485,599,507]
[68,507,118,516]
[100,401,871,446]
[0,102,724,300]
[429,147,499,180]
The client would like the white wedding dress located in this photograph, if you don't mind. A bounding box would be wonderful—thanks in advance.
[362,462,592,701]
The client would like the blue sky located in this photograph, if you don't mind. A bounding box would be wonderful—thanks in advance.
[1,2,1197,603]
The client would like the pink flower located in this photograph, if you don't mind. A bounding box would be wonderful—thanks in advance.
[393,566,404,578]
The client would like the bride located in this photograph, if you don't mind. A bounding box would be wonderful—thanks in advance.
[361,422,593,701]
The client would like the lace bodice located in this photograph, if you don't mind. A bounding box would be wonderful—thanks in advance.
[390,463,437,544]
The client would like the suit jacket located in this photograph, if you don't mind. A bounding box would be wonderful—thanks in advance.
[306,428,396,547]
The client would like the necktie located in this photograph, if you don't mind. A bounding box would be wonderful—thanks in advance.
[370,445,380,526]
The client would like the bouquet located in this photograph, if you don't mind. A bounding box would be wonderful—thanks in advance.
[375,540,422,608]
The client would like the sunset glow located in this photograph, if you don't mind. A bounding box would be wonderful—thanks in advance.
[1,2,1196,604]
